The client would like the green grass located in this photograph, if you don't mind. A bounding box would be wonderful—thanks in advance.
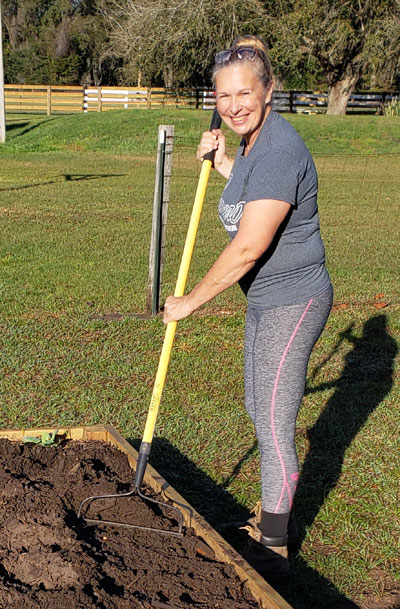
[0,110,399,609]
[3,109,400,155]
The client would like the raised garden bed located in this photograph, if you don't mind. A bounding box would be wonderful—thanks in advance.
[0,425,292,609]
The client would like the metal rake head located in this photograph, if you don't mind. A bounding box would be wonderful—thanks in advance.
[77,486,184,538]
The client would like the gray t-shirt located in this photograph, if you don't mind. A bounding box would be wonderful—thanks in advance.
[218,110,331,309]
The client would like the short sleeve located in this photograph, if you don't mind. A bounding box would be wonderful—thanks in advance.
[245,149,300,206]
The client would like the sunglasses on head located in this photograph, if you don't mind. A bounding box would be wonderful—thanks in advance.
[214,47,262,65]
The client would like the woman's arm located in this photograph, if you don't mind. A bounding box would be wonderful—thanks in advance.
[163,198,291,323]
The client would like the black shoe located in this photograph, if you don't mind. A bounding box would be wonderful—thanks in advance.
[243,532,289,580]
[222,506,300,550]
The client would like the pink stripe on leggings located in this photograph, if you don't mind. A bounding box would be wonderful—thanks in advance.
[270,298,313,513]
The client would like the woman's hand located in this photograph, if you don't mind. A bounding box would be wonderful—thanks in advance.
[197,128,227,172]
[163,295,195,324]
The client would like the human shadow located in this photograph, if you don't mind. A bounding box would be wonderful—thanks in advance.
[294,314,398,542]
[127,314,397,608]
[275,313,398,608]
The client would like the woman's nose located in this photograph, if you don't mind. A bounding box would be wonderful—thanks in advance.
[229,97,241,114]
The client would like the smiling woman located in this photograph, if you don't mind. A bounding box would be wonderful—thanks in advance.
[213,43,273,153]
[214,63,273,153]
[163,35,333,581]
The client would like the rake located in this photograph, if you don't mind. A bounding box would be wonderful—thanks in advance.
[78,108,222,537]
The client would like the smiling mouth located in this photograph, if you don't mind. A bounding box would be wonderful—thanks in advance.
[231,116,248,124]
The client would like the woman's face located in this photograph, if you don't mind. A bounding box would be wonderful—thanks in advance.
[215,63,273,146]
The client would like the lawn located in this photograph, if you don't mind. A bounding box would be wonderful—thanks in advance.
[0,110,399,609]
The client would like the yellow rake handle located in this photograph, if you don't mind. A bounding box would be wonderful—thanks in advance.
[143,159,213,442]
[134,108,221,488]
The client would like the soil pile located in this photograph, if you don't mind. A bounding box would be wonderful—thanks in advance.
[0,438,259,609]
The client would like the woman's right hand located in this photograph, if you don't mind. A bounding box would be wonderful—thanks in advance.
[197,128,226,169]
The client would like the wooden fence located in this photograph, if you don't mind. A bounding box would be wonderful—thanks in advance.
[5,84,84,114]
[272,90,398,114]
[4,84,399,115]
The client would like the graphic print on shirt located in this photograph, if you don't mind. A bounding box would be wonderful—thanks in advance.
[218,197,245,233]
[218,172,245,233]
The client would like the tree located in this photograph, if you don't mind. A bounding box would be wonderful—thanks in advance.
[100,0,267,87]
[262,0,400,114]
[1,0,117,85]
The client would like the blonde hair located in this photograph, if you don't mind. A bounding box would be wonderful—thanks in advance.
[212,35,273,90]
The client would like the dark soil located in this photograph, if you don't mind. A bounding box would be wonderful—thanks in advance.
[0,439,260,609]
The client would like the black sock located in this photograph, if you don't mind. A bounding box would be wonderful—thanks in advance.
[259,511,290,539]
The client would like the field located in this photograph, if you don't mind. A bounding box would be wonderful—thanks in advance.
[0,110,399,609]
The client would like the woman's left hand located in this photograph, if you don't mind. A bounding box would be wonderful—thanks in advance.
[163,295,195,324]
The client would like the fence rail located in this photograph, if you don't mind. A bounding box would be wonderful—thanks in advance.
[4,84,399,115]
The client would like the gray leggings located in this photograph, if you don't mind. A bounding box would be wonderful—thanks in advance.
[244,285,333,515]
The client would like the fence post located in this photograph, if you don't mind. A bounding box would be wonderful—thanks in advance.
[289,91,294,113]
[46,85,51,116]
[146,125,174,316]
[82,85,87,112]
[0,8,6,143]
[159,125,174,303]
[97,87,102,112]
[147,88,151,109]
[380,92,387,115]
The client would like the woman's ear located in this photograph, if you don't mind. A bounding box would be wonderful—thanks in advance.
[265,82,274,104]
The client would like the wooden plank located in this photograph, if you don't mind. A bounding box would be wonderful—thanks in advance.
[51,102,83,107]
[0,427,82,441]
[49,108,82,113]
[4,84,82,91]
[5,90,47,96]
[51,93,83,99]
[5,103,47,108]
[5,95,48,101]
[4,84,47,90]
[50,86,83,91]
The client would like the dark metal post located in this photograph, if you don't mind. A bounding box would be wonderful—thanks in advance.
[147,125,174,316]
[148,128,165,316]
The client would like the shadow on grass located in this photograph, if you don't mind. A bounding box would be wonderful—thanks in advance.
[63,174,125,182]
[0,173,125,192]
[6,116,61,136]
[297,314,398,536]
[5,121,29,131]
[129,313,397,609]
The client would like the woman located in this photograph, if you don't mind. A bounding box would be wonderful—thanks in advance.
[163,35,332,579]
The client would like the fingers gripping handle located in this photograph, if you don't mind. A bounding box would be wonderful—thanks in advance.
[203,107,222,162]
[134,108,221,491]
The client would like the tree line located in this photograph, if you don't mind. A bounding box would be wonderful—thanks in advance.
[1,0,400,114]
